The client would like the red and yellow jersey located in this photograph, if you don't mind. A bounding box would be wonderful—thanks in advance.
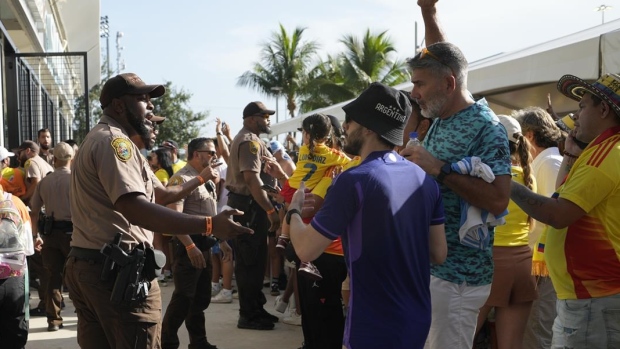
[546,127,620,299]
[287,143,350,190]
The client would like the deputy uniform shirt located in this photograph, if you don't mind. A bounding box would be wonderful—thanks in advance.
[70,114,155,251]
[168,164,217,217]
[169,164,217,248]
[226,126,276,196]
[30,167,72,221]
[25,155,54,181]
[546,126,620,300]
[39,150,54,166]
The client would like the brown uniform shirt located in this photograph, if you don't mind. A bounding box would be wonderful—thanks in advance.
[25,155,54,181]
[40,150,54,166]
[168,164,217,217]
[226,126,276,196]
[70,115,155,250]
[30,167,72,221]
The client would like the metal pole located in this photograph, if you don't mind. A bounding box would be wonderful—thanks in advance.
[100,16,110,77]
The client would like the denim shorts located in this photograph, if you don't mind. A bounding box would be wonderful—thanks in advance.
[552,293,620,348]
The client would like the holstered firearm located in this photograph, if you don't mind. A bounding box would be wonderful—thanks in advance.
[100,233,148,304]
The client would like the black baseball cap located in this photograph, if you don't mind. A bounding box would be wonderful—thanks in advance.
[100,73,165,108]
[243,101,275,118]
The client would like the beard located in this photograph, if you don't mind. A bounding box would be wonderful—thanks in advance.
[259,122,271,135]
[343,127,363,156]
[418,92,448,120]
[40,144,50,151]
[125,102,155,150]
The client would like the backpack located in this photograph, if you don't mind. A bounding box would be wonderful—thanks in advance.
[0,192,27,278]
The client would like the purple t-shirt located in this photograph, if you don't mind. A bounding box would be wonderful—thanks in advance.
[311,150,444,349]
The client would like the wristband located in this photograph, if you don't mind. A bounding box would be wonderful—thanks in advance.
[204,217,213,236]
[216,132,223,136]
[563,152,578,159]
[285,209,302,225]
[185,243,196,251]
[266,208,276,215]
[196,176,205,185]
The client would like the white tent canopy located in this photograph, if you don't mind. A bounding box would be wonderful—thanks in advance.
[270,19,620,137]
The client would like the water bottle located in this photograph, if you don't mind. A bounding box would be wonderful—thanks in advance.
[406,132,421,148]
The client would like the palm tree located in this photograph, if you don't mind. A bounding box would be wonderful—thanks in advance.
[299,29,409,111]
[340,29,409,90]
[237,24,319,119]
[299,54,355,113]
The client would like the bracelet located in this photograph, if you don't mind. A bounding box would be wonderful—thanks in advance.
[285,209,302,225]
[205,216,213,236]
[266,208,276,215]
[563,152,578,159]
[185,243,196,251]
[216,132,223,136]
[196,176,205,185]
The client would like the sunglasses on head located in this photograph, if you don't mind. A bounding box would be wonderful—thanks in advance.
[419,47,455,76]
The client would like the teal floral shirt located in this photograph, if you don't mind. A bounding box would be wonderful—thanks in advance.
[423,98,511,286]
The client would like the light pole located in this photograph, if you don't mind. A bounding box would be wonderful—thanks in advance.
[116,31,125,74]
[100,16,110,77]
[595,4,613,24]
[271,86,283,123]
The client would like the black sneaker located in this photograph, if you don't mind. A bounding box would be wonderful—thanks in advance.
[260,308,279,323]
[237,316,275,330]
[30,307,45,317]
[47,323,64,332]
[270,283,280,296]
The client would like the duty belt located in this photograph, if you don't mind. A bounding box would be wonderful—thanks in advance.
[68,247,106,263]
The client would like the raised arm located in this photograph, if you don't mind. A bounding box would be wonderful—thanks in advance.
[418,0,446,46]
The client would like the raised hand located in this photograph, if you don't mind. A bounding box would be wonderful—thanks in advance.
[211,209,253,240]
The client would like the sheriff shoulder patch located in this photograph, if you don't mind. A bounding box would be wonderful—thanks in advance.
[249,141,260,155]
[168,176,183,186]
[111,137,132,162]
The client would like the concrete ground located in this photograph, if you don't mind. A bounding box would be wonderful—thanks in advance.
[26,282,303,349]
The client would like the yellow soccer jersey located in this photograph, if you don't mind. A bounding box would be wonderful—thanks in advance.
[287,143,350,190]
[546,128,620,299]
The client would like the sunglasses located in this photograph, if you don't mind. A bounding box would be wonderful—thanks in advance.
[419,47,455,76]
[252,113,271,119]
[196,150,216,156]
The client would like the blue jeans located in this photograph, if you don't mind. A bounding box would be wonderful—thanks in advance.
[552,293,620,349]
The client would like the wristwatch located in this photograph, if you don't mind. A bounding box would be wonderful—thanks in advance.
[285,209,302,225]
[436,162,452,183]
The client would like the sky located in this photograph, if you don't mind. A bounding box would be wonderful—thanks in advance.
[100,0,620,141]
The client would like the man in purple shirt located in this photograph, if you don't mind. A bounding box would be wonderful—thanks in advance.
[284,82,447,349]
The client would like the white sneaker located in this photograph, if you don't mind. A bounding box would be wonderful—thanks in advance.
[211,283,222,296]
[274,295,288,313]
[157,274,168,287]
[211,289,233,303]
[282,309,302,326]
